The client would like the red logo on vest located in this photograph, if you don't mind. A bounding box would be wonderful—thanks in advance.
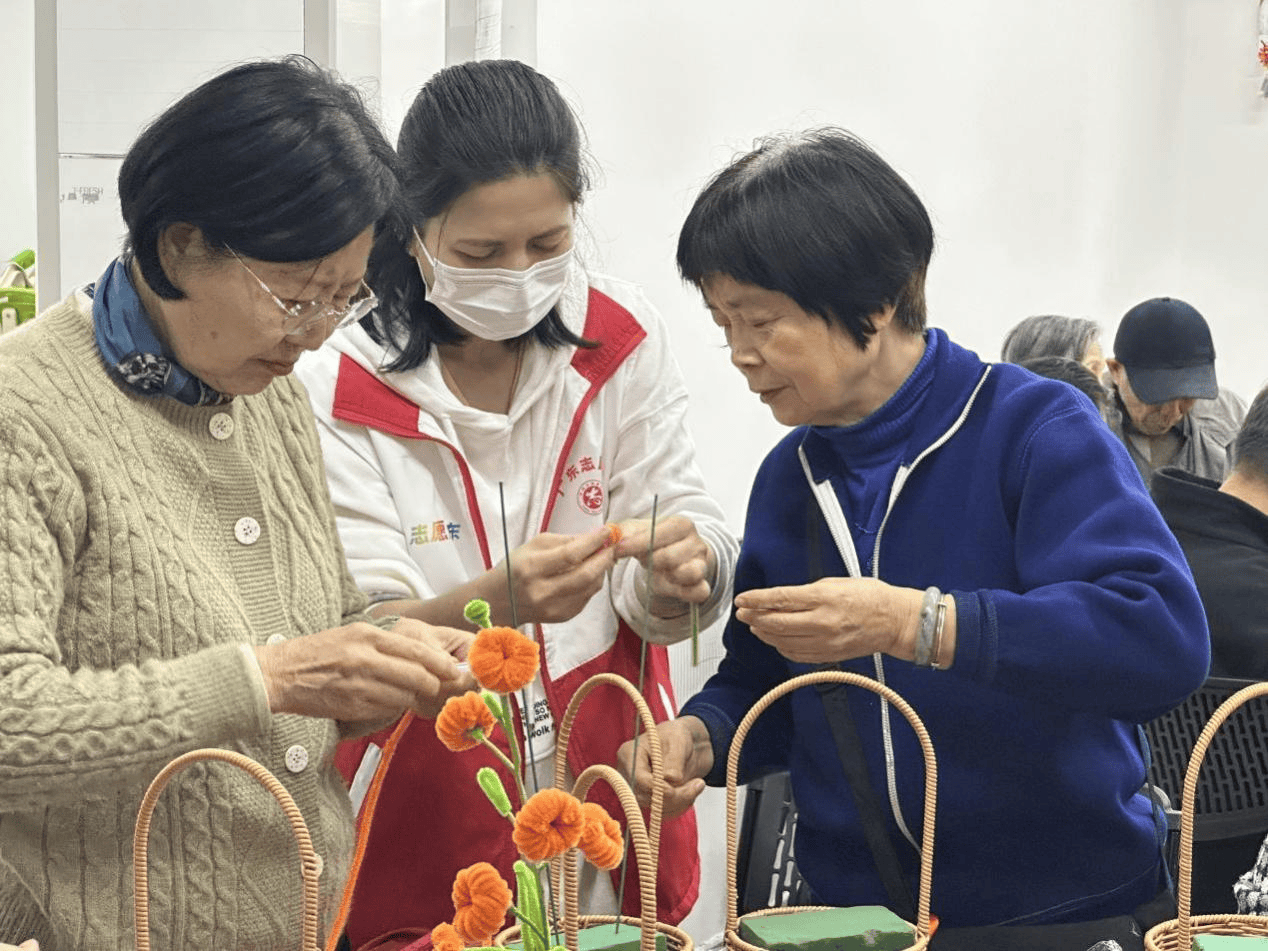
[577,480,604,515]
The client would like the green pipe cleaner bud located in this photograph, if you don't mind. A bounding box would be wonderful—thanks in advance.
[476,766,513,817]
[481,689,504,721]
[513,860,547,951]
[463,598,493,630]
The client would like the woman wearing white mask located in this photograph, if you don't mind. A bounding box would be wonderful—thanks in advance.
[296,59,738,951]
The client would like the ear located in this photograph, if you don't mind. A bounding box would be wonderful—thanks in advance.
[868,303,899,340]
[156,223,215,296]
[1105,358,1126,385]
[157,222,207,271]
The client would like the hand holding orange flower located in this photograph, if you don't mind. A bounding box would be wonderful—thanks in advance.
[577,801,624,871]
[469,626,540,694]
[436,692,497,752]
[512,788,586,862]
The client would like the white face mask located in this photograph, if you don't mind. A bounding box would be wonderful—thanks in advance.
[413,230,573,341]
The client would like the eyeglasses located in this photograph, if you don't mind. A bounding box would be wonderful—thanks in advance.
[231,250,378,336]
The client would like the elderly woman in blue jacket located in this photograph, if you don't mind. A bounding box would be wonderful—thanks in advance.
[621,129,1209,940]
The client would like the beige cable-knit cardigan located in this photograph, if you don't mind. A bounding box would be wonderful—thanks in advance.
[0,290,383,950]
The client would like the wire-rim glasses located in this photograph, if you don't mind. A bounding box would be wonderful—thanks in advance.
[230,250,378,336]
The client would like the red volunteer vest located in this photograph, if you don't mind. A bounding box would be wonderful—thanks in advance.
[327,289,701,951]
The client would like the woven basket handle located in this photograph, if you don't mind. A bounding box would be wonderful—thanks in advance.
[1172,680,1268,948]
[133,748,321,951]
[724,670,937,936]
[563,765,658,951]
[555,672,666,868]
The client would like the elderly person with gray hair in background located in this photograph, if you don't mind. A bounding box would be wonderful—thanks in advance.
[1000,313,1107,379]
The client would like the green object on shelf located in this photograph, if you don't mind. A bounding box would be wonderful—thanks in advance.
[738,906,914,951]
[1,249,36,334]
[0,287,35,333]
[1191,935,1268,949]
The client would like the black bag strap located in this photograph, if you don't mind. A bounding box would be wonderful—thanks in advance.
[816,679,918,922]
[805,502,917,922]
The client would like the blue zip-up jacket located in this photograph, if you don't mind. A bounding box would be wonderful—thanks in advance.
[683,330,1209,927]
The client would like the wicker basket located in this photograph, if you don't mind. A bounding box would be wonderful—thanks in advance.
[496,672,693,951]
[133,748,322,951]
[724,671,937,951]
[1145,680,1268,950]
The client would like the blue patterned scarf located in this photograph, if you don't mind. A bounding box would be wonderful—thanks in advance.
[90,257,229,405]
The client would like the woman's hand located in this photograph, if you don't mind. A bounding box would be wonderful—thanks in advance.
[254,619,476,722]
[616,716,712,819]
[489,527,617,625]
[735,577,929,664]
[0,941,39,950]
[613,515,716,617]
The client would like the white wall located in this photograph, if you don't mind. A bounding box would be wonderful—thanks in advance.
[1,0,37,263]
[376,0,445,142]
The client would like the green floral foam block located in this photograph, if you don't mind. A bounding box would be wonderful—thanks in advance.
[573,926,667,951]
[1191,936,1268,950]
[738,906,914,951]
[511,927,667,951]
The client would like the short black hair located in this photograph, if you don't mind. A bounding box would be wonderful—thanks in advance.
[677,128,933,349]
[1020,356,1109,413]
[1001,315,1100,366]
[1234,385,1268,481]
[366,59,596,371]
[119,55,400,299]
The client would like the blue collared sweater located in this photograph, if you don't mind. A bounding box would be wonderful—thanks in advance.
[683,330,1209,927]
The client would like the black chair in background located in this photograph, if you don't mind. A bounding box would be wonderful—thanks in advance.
[1144,676,1268,915]
[735,771,812,913]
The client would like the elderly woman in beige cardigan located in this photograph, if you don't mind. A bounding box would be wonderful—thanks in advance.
[0,57,474,950]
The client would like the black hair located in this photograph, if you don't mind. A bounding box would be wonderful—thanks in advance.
[119,55,400,299]
[1020,356,1109,413]
[366,59,596,371]
[1001,315,1100,365]
[676,128,933,349]
[1234,385,1268,481]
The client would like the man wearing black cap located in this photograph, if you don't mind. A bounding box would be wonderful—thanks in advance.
[1106,296,1246,484]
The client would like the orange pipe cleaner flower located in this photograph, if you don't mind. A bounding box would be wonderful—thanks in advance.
[577,800,624,870]
[603,522,623,548]
[436,692,496,752]
[512,788,586,861]
[451,862,513,945]
[431,922,465,951]
[468,626,540,694]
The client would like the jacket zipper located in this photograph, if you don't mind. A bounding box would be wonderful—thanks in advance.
[797,364,992,849]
